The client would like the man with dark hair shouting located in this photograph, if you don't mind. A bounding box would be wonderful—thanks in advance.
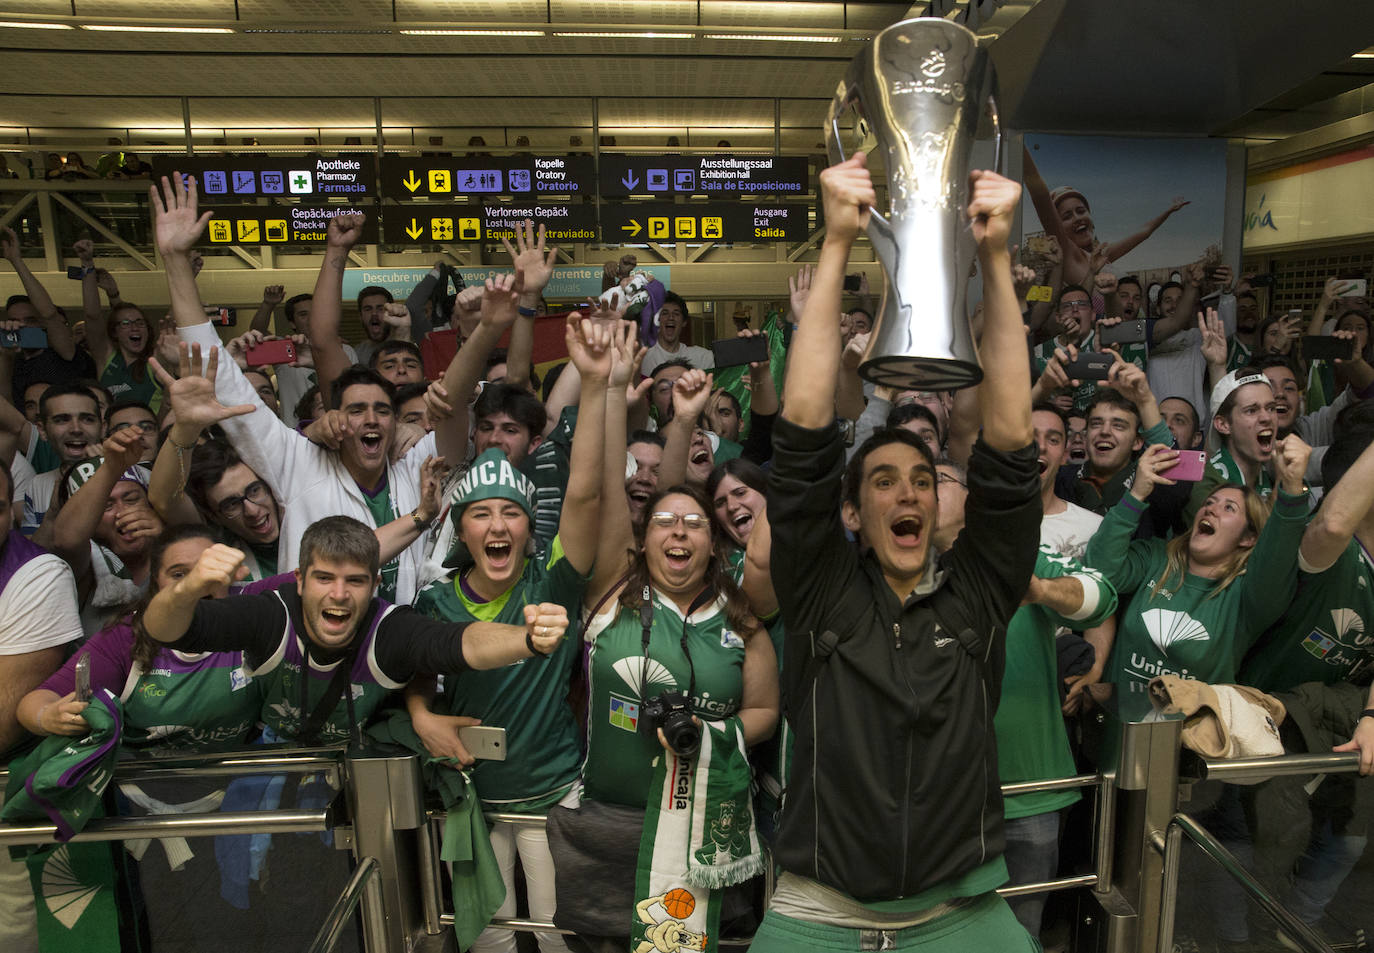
[755,154,1042,950]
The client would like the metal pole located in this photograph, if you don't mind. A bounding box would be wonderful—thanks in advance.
[307,856,380,953]
[182,96,194,155]
[1191,751,1361,784]
[1094,770,1116,896]
[1155,823,1183,953]
[0,809,331,848]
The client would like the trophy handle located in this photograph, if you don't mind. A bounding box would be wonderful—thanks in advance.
[825,76,859,167]
[988,86,1004,174]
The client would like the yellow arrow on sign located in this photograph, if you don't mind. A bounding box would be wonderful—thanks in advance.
[402,170,422,192]
[620,220,642,238]
[405,218,424,240]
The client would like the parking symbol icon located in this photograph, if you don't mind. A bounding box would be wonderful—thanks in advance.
[261,171,284,194]
[203,171,227,194]
[233,171,256,194]
[647,169,668,191]
[288,171,312,194]
[648,217,669,240]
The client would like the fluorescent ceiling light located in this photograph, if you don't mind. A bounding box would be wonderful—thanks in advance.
[1353,51,1374,58]
[703,33,842,42]
[0,20,74,29]
[553,31,693,39]
[399,28,545,36]
[82,24,235,34]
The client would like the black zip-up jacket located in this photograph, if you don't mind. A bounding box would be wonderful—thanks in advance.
[767,417,1041,903]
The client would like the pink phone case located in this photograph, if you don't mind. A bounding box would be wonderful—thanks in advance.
[1160,450,1207,482]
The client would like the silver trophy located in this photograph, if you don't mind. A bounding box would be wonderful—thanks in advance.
[826,17,1002,391]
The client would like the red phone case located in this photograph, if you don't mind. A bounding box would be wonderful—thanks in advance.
[245,339,296,365]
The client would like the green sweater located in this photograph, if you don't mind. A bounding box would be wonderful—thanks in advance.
[1085,488,1310,697]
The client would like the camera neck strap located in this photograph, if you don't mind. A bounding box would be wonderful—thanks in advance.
[638,583,715,707]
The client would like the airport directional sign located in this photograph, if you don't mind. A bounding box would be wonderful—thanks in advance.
[152,154,375,201]
[204,204,378,245]
[602,202,810,243]
[380,155,595,198]
[599,154,810,198]
[381,202,597,245]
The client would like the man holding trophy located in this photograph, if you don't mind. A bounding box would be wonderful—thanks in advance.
[760,17,1043,952]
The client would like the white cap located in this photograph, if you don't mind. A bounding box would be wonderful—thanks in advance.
[1209,370,1271,419]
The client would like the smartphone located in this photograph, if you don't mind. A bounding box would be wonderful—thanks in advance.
[457,725,507,761]
[1098,319,1148,347]
[1062,351,1115,381]
[1159,450,1207,483]
[843,274,863,292]
[66,265,87,280]
[711,335,769,368]
[0,327,47,349]
[75,652,92,703]
[1338,277,1368,298]
[1302,335,1357,362]
[244,339,296,365]
[205,306,237,327]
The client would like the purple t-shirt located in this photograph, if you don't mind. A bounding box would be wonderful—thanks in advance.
[40,572,294,697]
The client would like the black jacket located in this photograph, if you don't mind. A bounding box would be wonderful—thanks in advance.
[767,418,1041,902]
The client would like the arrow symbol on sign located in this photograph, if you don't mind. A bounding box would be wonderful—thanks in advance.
[620,220,642,238]
[621,171,639,191]
[403,170,422,192]
[405,218,424,240]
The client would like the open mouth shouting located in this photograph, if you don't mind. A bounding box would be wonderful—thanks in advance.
[890,514,924,550]
[1197,516,1216,537]
[1255,429,1275,456]
[318,605,354,639]
[63,436,91,458]
[357,429,385,459]
[730,509,755,540]
[664,545,694,571]
[482,538,514,573]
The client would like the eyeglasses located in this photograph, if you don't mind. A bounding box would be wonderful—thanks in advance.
[1059,301,1093,313]
[109,419,156,435]
[648,511,711,531]
[935,472,966,488]
[114,318,144,329]
[216,480,272,520]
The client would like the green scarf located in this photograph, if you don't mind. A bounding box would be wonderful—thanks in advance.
[3,688,124,953]
[632,719,762,953]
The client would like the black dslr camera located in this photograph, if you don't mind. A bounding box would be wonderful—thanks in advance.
[642,691,700,758]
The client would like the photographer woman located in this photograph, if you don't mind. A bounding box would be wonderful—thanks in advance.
[550,346,777,953]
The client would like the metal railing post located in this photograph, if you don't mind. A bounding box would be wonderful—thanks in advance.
[341,749,427,953]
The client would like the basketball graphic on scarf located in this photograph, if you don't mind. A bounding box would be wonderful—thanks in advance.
[663,887,695,919]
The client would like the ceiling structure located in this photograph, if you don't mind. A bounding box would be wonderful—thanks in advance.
[0,0,1370,156]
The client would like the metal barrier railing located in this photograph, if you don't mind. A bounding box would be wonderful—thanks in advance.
[1183,750,1362,785]
[433,771,1119,940]
[1153,813,1332,953]
[307,856,381,953]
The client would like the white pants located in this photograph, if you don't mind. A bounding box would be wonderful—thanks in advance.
[469,788,577,953]
[0,792,38,953]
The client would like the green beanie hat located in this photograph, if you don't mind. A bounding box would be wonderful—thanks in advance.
[449,449,536,526]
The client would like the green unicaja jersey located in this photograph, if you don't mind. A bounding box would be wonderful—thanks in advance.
[583,590,747,809]
[360,480,400,602]
[1086,489,1310,697]
[997,546,1116,819]
[123,648,262,748]
[413,536,587,810]
[1240,540,1374,692]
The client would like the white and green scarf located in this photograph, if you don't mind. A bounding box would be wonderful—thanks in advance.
[632,718,763,953]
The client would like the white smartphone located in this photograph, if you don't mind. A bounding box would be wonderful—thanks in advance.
[458,725,507,761]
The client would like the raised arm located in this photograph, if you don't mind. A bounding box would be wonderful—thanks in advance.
[50,429,153,580]
[1104,195,1189,265]
[586,325,640,605]
[1108,356,1164,432]
[151,173,214,328]
[310,214,368,398]
[74,239,113,368]
[659,369,713,488]
[146,344,255,525]
[2,227,75,361]
[500,220,557,390]
[782,154,874,428]
[143,543,249,644]
[431,273,522,464]
[557,316,617,575]
[1150,261,1203,344]
[1300,435,1374,571]
[970,170,1033,451]
[249,284,284,335]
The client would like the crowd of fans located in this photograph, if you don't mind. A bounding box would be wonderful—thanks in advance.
[0,156,1370,953]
